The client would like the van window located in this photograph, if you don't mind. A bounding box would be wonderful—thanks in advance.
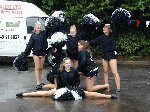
[26,17,45,34]
[6,21,20,27]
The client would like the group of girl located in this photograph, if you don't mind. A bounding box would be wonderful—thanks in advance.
[16,22,120,100]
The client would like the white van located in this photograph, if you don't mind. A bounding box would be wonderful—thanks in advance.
[0,1,49,57]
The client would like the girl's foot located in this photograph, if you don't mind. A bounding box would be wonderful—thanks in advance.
[36,83,45,90]
[16,92,24,97]
[117,89,121,92]
[105,84,110,92]
[110,94,117,99]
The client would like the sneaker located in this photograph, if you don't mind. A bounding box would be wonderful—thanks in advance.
[36,85,42,90]
[36,83,45,90]
[110,94,117,99]
[16,92,23,97]
[117,89,121,92]
[40,83,45,86]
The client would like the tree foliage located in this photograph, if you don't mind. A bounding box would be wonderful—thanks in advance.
[24,0,149,57]
[24,0,149,24]
[42,0,115,25]
[117,31,150,56]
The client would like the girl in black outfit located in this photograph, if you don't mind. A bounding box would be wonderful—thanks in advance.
[44,47,66,89]
[16,58,117,100]
[90,24,121,92]
[24,21,48,90]
[66,25,85,68]
[78,40,110,92]
[44,32,67,89]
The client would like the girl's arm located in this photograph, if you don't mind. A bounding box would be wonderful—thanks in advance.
[74,69,80,86]
[56,72,63,89]
[24,35,34,56]
[77,30,87,41]
[89,36,102,46]
[78,51,87,71]
[45,29,51,39]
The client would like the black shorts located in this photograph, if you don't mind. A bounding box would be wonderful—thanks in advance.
[102,51,117,61]
[86,67,99,78]
[33,50,47,56]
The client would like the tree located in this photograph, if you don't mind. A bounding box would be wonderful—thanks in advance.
[42,0,115,25]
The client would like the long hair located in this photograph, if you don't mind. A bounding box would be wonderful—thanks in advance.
[59,57,71,71]
[78,40,92,56]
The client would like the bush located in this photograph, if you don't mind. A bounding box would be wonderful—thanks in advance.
[91,45,102,58]
[117,31,150,56]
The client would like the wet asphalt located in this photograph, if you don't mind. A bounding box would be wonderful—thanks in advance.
[0,57,150,112]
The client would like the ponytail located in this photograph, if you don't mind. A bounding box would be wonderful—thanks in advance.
[78,40,93,56]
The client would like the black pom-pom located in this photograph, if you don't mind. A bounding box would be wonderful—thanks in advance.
[53,88,75,101]
[81,13,100,26]
[45,11,67,34]
[49,32,67,49]
[53,87,85,101]
[81,13,101,41]
[13,52,29,71]
[112,8,131,27]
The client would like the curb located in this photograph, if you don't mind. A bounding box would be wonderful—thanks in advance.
[95,60,150,66]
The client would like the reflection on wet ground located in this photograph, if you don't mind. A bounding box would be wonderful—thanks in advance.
[0,60,150,112]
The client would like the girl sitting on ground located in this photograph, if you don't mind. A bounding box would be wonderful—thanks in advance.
[16,58,117,100]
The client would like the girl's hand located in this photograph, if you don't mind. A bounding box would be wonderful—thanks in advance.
[78,72,84,76]
[54,48,57,52]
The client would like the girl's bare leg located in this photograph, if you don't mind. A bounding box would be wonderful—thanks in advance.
[92,84,110,92]
[23,88,56,97]
[102,59,109,85]
[42,78,57,89]
[39,56,45,80]
[109,59,120,91]
[42,84,56,89]
[84,91,111,99]
[33,56,45,85]
[86,76,110,92]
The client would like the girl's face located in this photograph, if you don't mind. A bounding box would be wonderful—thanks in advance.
[64,59,71,70]
[70,28,77,37]
[78,42,83,52]
[35,24,42,34]
[103,27,110,36]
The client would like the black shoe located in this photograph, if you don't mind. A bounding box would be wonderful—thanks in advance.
[36,85,42,90]
[40,83,45,86]
[36,83,45,90]
[16,92,23,97]
[117,89,121,92]
[110,94,117,99]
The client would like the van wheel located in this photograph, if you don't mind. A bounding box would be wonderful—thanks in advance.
[46,49,53,66]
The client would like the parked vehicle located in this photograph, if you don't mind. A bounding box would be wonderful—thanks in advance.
[0,1,48,57]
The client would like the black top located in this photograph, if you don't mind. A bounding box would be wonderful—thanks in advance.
[78,50,98,74]
[90,33,116,53]
[24,30,48,56]
[57,68,80,89]
[66,31,86,60]
[49,48,66,70]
